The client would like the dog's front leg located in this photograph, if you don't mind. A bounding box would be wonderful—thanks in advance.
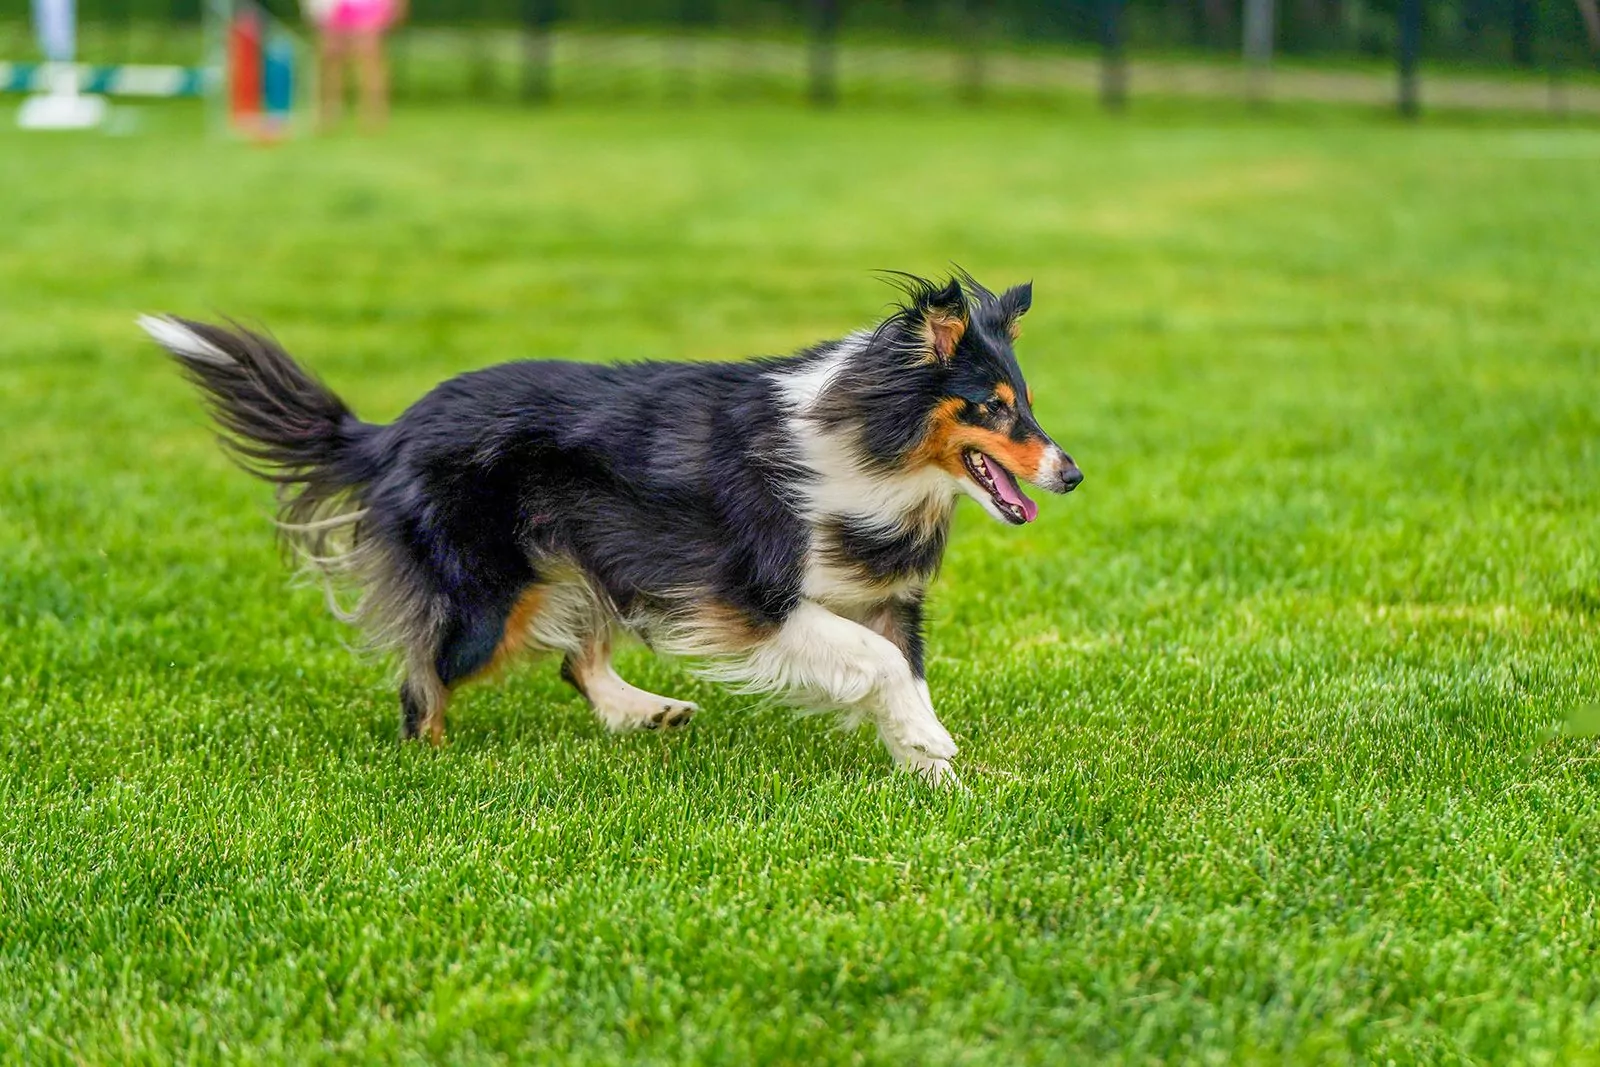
[863,593,932,706]
[737,600,957,784]
[861,594,953,783]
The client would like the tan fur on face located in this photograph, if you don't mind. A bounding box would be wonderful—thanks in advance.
[908,400,1049,482]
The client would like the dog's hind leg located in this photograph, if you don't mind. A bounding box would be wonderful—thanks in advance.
[399,662,450,745]
[560,631,698,732]
[397,584,544,745]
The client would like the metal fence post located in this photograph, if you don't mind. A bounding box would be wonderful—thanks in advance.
[1511,0,1536,68]
[960,0,989,104]
[1100,0,1126,109]
[521,0,554,103]
[1242,0,1274,105]
[671,0,713,102]
[468,0,495,100]
[810,0,840,107]
[1580,0,1600,54]
[1099,0,1126,112]
[1397,0,1420,118]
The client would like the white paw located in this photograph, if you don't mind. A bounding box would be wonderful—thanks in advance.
[896,752,962,789]
[886,718,957,762]
[597,697,698,733]
[880,717,960,787]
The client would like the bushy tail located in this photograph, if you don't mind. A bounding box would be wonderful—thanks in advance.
[139,315,377,558]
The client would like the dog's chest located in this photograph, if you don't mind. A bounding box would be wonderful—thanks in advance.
[802,514,949,609]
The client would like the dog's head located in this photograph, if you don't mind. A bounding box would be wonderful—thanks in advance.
[836,274,1081,526]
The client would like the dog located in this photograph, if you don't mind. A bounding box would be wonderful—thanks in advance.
[140,273,1081,783]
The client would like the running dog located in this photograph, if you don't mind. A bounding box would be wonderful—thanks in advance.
[141,273,1081,783]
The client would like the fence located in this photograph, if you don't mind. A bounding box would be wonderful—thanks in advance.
[3,1,1598,115]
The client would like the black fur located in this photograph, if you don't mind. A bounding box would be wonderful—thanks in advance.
[147,273,1077,748]
[366,357,811,627]
[160,318,378,534]
[399,680,429,740]
[878,596,928,680]
[821,517,947,586]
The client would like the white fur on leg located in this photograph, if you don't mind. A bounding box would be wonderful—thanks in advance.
[705,600,959,783]
[875,673,958,786]
[890,677,958,786]
[583,663,697,732]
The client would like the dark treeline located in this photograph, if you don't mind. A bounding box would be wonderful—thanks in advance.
[58,0,1600,68]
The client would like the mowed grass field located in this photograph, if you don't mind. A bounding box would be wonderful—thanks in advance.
[2,102,1599,1064]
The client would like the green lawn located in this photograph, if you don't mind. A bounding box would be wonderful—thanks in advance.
[2,102,1599,1064]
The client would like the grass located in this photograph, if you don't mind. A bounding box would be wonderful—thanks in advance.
[2,101,1599,1064]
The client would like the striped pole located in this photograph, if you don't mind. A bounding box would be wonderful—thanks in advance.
[1,62,208,97]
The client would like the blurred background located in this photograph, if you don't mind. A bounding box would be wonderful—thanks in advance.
[3,0,1598,117]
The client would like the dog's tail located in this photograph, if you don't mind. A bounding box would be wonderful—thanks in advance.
[139,315,378,560]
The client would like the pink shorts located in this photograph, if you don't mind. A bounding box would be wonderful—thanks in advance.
[321,0,397,34]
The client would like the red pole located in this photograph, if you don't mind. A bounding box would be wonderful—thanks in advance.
[229,5,263,130]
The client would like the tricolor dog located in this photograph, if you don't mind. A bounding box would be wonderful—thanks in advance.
[142,274,1081,784]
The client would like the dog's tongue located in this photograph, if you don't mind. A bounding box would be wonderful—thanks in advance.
[982,454,1039,522]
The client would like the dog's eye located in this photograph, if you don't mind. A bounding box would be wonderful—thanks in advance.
[987,392,1009,410]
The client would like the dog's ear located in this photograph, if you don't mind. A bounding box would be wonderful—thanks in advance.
[998,282,1032,340]
[912,277,969,364]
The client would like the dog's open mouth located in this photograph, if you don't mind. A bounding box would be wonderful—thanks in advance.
[962,450,1039,525]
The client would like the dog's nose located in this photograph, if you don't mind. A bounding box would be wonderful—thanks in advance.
[1059,464,1083,493]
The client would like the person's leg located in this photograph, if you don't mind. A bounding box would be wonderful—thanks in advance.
[353,30,390,130]
[317,30,350,129]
